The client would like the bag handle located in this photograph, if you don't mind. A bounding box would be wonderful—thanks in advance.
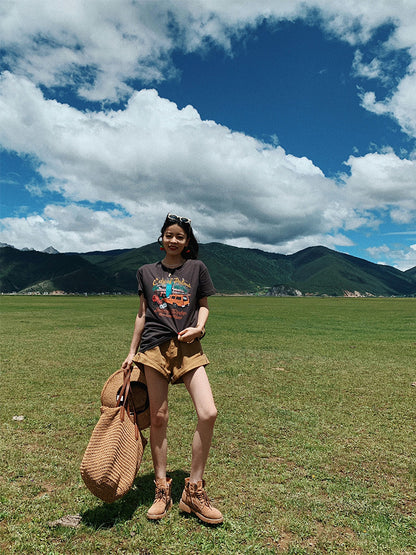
[117,367,131,405]
[117,367,140,440]
[125,371,140,440]
[117,367,131,421]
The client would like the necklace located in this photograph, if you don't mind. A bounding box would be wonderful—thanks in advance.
[161,259,185,279]
[162,259,185,270]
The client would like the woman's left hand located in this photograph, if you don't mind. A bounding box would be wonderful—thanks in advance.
[177,327,203,343]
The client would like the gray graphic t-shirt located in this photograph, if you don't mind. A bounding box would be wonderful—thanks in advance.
[137,259,216,353]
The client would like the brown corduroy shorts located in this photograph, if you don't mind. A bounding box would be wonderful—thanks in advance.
[133,338,209,384]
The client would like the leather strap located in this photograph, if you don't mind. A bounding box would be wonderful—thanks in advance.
[116,368,140,439]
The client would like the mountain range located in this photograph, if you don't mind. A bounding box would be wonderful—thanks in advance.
[1,243,415,296]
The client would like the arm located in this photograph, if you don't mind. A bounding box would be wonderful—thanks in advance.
[177,296,209,343]
[122,294,147,369]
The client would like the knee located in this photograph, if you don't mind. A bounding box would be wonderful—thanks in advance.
[150,407,169,429]
[199,406,218,426]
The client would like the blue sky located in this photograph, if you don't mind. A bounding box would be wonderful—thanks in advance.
[0,1,415,269]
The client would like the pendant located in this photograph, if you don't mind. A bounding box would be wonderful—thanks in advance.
[166,278,173,298]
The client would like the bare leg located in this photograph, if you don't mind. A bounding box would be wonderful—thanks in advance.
[144,365,169,480]
[182,366,218,483]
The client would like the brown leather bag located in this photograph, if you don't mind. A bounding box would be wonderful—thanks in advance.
[80,367,147,503]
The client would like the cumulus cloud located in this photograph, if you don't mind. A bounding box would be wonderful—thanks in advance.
[0,0,177,101]
[2,71,413,259]
[342,150,416,219]
[367,243,416,271]
[0,72,347,251]
[0,204,150,253]
[360,61,416,137]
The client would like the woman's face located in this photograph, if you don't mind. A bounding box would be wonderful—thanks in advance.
[162,224,189,256]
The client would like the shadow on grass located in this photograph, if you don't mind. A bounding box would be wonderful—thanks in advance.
[178,510,224,529]
[81,469,188,529]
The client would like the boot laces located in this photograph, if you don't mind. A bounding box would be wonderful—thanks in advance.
[195,488,212,507]
[154,486,168,502]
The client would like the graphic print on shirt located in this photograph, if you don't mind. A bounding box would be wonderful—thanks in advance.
[151,276,191,318]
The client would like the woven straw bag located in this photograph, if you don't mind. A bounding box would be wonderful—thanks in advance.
[80,368,147,503]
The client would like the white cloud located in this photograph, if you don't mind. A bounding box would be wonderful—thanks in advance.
[367,245,392,257]
[352,51,382,80]
[342,151,416,220]
[1,71,415,256]
[0,72,349,252]
[0,204,151,253]
[225,232,354,255]
[367,243,416,271]
[0,0,176,101]
[360,60,416,137]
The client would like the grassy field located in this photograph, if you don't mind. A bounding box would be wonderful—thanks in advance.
[0,295,415,554]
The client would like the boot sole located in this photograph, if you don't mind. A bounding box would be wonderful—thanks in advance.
[179,499,223,525]
[147,499,173,520]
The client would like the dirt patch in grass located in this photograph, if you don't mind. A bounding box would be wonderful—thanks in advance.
[274,530,294,551]
[269,524,361,554]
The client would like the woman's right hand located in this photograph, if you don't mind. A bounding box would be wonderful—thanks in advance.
[122,353,135,370]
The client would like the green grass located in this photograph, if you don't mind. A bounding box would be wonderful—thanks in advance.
[0,296,415,554]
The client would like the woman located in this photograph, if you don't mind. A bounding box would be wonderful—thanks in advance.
[122,213,223,524]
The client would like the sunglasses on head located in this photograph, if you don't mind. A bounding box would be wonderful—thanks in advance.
[167,213,191,225]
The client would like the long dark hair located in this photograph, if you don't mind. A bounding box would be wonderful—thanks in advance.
[159,214,199,259]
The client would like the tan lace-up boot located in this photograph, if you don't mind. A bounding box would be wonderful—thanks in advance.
[147,477,173,520]
[179,478,223,524]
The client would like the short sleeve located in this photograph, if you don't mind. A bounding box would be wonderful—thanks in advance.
[136,267,144,295]
[197,262,216,298]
